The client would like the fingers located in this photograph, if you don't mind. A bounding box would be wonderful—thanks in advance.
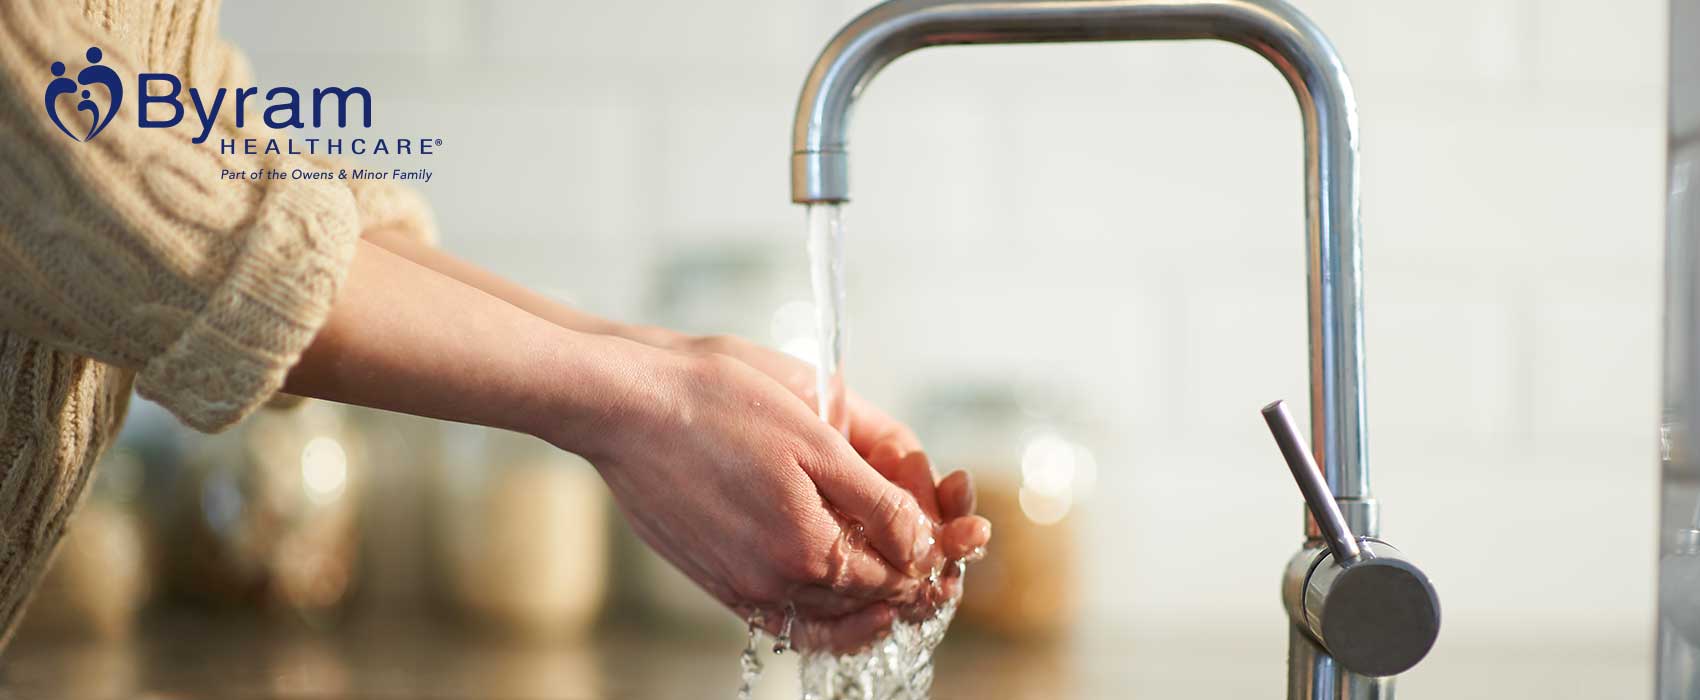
[846,392,923,459]
[852,393,941,522]
[790,585,881,619]
[800,516,985,627]
[895,573,964,623]
[866,444,941,521]
[801,435,943,580]
[936,469,976,521]
[938,515,991,561]
[814,525,920,603]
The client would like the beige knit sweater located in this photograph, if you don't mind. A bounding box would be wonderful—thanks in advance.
[0,0,435,647]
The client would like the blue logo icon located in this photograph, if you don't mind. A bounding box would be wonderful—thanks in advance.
[44,46,123,142]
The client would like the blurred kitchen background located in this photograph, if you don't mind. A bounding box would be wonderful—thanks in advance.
[0,1,1666,698]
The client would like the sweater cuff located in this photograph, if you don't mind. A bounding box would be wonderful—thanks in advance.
[135,182,361,432]
[353,180,439,247]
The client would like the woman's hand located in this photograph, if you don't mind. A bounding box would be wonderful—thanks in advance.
[554,348,953,650]
[677,335,993,561]
[287,243,958,652]
[357,230,989,550]
[336,234,990,647]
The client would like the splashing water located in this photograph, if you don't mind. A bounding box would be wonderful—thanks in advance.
[775,602,798,655]
[799,565,964,700]
[738,613,767,700]
[733,204,970,699]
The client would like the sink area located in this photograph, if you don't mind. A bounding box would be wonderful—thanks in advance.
[0,615,1646,699]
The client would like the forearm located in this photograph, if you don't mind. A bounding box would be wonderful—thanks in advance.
[363,227,687,349]
[283,239,670,453]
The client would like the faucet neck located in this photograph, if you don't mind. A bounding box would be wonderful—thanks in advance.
[790,0,1369,499]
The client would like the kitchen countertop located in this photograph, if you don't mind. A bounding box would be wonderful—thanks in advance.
[0,614,1651,699]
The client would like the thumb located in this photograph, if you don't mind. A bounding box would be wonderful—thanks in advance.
[801,433,943,579]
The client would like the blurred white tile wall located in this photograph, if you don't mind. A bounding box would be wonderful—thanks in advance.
[224,0,1665,677]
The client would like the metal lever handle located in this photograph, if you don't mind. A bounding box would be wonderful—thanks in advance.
[1268,398,1441,677]
[1262,400,1361,565]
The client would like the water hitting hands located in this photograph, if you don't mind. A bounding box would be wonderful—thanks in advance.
[678,334,992,652]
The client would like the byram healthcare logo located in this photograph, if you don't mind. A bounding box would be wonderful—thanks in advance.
[40,46,440,169]
[44,47,122,142]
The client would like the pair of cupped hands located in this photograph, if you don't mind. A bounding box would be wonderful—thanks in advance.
[570,334,992,654]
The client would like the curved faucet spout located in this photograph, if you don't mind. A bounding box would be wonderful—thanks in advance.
[789,0,1369,502]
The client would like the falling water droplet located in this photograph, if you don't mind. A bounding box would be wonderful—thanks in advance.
[737,612,766,700]
[774,601,797,654]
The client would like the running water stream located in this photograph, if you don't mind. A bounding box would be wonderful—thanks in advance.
[807,204,849,432]
[733,204,966,700]
[794,203,962,700]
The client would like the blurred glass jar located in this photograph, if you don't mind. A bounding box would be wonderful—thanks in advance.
[649,239,808,340]
[15,446,150,641]
[915,383,1095,642]
[162,399,363,619]
[431,424,607,641]
[344,408,442,618]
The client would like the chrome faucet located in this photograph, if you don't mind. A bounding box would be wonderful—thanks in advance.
[789,1,1439,697]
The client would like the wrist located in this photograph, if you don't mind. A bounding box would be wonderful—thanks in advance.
[524,330,685,462]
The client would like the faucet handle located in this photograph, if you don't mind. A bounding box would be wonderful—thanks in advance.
[1262,400,1361,564]
[1266,399,1442,677]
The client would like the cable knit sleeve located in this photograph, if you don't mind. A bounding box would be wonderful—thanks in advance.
[213,42,440,248]
[0,1,367,432]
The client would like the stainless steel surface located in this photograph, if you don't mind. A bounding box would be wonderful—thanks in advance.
[789,0,1369,504]
[1264,400,1360,565]
[1321,497,1380,541]
[785,1,1434,693]
[1663,3,1700,695]
[1284,540,1441,679]
[1288,624,1392,700]
[1269,402,1439,680]
[789,1,1414,696]
[1678,529,1700,557]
